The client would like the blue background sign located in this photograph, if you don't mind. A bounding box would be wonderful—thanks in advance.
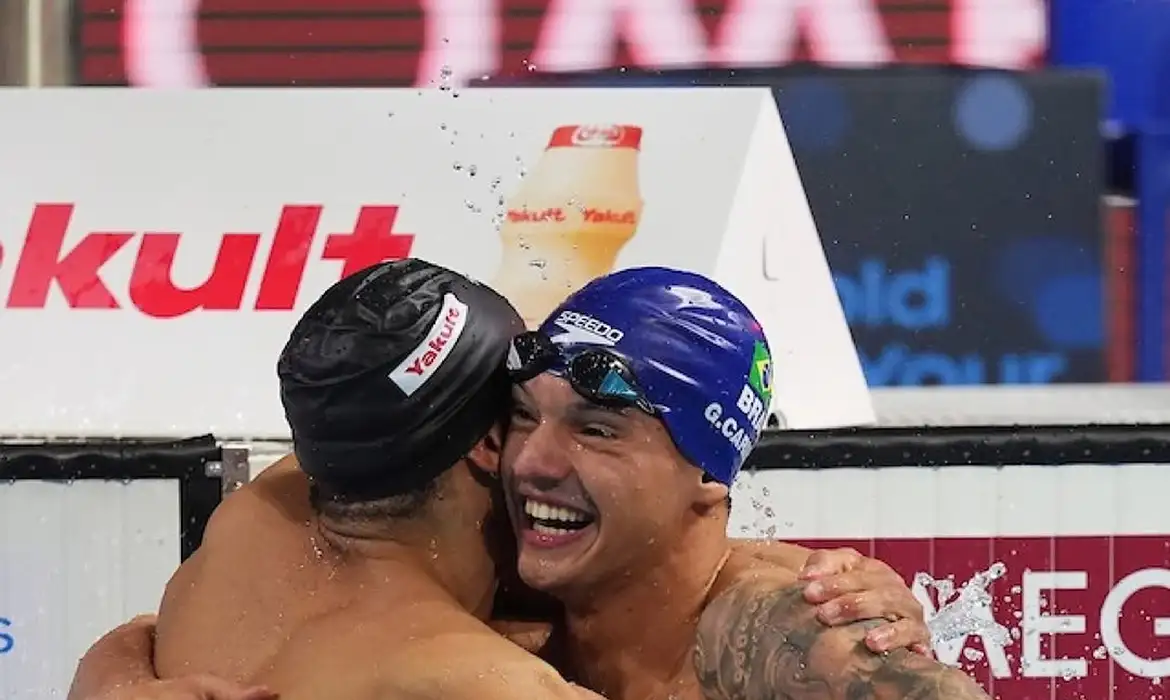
[778,70,1105,386]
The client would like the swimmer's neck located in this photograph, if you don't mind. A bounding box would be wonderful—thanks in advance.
[562,522,730,698]
[316,517,497,619]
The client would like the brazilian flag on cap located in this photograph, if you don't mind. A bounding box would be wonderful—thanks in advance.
[748,340,772,404]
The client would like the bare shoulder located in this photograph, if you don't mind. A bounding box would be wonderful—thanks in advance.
[727,539,812,573]
[713,548,800,596]
[153,453,309,677]
[694,570,991,700]
[255,606,592,700]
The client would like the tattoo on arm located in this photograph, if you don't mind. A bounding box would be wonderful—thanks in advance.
[693,582,991,700]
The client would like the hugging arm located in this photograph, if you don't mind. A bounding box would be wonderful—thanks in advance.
[68,616,159,700]
[68,615,274,700]
[693,576,990,700]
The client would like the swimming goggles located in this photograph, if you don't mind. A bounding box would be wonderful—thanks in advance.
[507,331,657,415]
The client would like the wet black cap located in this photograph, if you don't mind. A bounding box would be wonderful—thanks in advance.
[278,259,525,501]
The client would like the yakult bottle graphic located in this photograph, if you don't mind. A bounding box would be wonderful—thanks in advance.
[492,124,643,327]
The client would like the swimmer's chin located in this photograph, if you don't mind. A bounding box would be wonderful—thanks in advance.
[515,520,601,592]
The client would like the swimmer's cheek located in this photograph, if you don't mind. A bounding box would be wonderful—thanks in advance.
[694,581,991,700]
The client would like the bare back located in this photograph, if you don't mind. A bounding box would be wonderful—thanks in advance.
[153,455,382,681]
[153,456,598,700]
[252,598,588,700]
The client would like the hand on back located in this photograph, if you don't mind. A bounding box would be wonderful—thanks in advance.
[797,547,931,655]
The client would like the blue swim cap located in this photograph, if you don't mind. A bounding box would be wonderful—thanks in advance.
[536,267,772,485]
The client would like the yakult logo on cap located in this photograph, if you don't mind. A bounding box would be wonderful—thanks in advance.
[388,293,468,396]
[571,125,626,147]
[549,310,625,346]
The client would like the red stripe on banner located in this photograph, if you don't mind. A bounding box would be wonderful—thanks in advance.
[1105,199,1136,381]
[81,0,419,11]
[74,0,1046,87]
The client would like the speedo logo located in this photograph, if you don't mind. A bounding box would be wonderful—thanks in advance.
[388,293,468,396]
[549,310,624,346]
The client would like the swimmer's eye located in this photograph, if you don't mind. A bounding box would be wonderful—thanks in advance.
[511,404,538,424]
[580,424,617,439]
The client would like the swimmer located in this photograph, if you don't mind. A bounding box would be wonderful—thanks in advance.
[77,259,595,700]
[69,260,926,700]
[503,267,992,700]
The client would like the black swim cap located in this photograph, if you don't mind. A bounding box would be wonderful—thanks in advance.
[278,259,524,501]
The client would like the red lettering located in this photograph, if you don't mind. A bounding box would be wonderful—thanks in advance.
[321,206,414,279]
[254,205,322,310]
[2,204,415,315]
[404,307,460,375]
[407,354,430,375]
[507,208,566,223]
[128,231,261,319]
[583,208,637,225]
[7,204,132,309]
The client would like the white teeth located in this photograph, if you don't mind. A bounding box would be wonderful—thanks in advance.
[524,498,588,524]
[532,522,573,536]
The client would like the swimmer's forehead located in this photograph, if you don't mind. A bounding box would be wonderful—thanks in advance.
[512,382,633,420]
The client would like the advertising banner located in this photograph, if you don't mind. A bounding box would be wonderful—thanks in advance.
[74,0,1047,88]
[0,480,180,697]
[732,464,1170,700]
[488,67,1109,386]
[0,88,870,438]
[729,412,1170,700]
[792,70,1106,386]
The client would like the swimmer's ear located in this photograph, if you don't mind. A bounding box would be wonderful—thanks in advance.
[468,422,504,475]
[694,472,730,511]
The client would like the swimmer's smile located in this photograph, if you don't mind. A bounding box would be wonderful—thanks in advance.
[519,495,598,549]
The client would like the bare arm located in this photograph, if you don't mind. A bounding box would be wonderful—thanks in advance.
[68,616,272,700]
[68,617,159,699]
[694,576,990,700]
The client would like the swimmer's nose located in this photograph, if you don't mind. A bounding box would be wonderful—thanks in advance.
[508,423,574,484]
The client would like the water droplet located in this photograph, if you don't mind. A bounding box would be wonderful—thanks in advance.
[963,648,985,661]
[924,563,1011,649]
[1092,646,1108,660]
[529,259,547,269]
[467,164,478,177]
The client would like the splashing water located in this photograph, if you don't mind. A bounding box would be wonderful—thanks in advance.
[727,471,784,538]
[919,562,1011,648]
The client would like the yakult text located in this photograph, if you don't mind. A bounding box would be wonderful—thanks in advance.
[1,204,415,318]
